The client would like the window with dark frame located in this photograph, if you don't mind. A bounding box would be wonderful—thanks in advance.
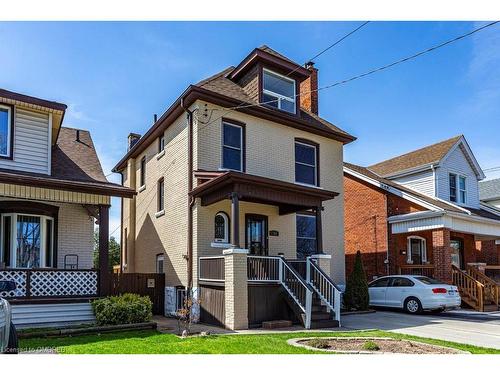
[158,135,165,153]
[222,122,243,171]
[0,105,12,158]
[157,178,164,212]
[156,254,164,274]
[295,141,318,186]
[296,213,317,259]
[123,228,128,266]
[449,173,457,202]
[214,212,229,243]
[140,156,146,187]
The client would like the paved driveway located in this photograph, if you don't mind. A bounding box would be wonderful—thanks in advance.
[342,310,500,349]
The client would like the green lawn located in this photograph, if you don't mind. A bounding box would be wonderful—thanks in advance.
[19,329,500,354]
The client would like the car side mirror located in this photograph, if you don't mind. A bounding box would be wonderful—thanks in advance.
[0,280,16,292]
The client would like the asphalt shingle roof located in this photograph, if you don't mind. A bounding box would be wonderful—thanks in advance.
[479,178,500,201]
[368,135,462,177]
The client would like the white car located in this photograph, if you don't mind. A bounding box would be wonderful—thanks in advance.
[368,275,461,314]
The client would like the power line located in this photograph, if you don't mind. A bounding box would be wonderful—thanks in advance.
[285,21,370,77]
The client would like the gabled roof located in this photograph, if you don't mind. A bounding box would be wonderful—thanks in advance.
[368,135,462,177]
[344,162,500,222]
[480,178,500,201]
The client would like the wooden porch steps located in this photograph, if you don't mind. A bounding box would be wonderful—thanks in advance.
[262,320,292,329]
[453,265,500,312]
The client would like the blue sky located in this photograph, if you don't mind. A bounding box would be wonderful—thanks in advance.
[1,21,499,237]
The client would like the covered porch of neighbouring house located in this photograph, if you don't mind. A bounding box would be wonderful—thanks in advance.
[0,178,134,327]
[388,210,500,311]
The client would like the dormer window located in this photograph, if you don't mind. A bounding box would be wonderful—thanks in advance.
[262,69,296,114]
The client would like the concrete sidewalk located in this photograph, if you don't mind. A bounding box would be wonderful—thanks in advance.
[341,310,500,349]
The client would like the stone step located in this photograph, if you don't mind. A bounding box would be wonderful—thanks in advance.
[261,320,293,329]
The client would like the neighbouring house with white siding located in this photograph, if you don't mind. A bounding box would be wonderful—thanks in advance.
[0,88,134,327]
[344,135,500,312]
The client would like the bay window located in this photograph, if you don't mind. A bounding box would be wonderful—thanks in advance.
[262,69,296,114]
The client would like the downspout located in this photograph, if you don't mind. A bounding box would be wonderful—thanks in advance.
[181,98,194,291]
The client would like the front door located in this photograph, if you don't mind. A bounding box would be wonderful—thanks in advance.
[450,238,464,269]
[245,215,268,256]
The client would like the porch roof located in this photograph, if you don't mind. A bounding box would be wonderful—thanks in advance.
[190,170,338,215]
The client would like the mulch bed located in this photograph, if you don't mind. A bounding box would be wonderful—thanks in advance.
[289,337,468,354]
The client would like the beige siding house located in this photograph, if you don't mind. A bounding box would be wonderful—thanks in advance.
[114,46,355,329]
[0,88,134,327]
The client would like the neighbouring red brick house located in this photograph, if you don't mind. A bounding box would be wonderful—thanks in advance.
[344,136,500,311]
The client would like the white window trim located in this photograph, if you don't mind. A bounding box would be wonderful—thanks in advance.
[295,141,317,186]
[1,213,54,268]
[262,68,296,114]
[221,122,243,172]
[406,236,427,264]
[458,175,467,204]
[214,212,229,244]
[0,104,12,158]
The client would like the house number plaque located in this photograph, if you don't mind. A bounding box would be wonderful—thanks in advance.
[269,230,279,236]
[147,279,155,288]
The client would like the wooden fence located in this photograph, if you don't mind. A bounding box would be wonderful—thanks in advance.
[110,273,165,315]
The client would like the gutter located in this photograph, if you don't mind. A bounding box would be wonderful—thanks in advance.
[181,97,195,292]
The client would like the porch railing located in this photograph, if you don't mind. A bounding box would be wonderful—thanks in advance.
[467,265,499,308]
[398,264,435,277]
[452,265,485,311]
[306,258,342,322]
[0,269,99,299]
[247,255,313,328]
[199,256,225,282]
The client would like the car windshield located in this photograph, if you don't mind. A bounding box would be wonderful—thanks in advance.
[415,276,444,285]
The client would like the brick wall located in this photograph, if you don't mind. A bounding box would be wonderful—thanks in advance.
[433,228,452,283]
[474,240,499,265]
[344,174,388,280]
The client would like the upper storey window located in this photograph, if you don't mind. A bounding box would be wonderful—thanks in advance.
[262,69,296,114]
[0,104,12,158]
[449,173,467,204]
[295,140,318,186]
[222,121,244,172]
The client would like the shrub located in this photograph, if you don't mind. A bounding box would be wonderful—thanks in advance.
[343,251,370,311]
[91,293,153,326]
[362,340,380,351]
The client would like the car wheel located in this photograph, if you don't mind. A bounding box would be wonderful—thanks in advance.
[6,322,18,354]
[404,297,422,314]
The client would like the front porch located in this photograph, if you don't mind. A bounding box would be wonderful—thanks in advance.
[197,253,341,330]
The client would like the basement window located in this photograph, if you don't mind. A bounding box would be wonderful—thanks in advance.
[262,69,296,114]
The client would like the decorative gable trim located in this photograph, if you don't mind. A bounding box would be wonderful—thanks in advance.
[440,136,485,180]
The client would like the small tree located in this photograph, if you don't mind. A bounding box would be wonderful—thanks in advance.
[93,229,121,270]
[344,250,369,311]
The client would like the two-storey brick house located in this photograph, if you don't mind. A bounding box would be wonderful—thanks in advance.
[0,88,134,326]
[344,135,500,311]
[113,46,355,329]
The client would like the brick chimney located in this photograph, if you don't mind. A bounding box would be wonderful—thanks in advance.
[300,61,318,115]
[127,133,141,151]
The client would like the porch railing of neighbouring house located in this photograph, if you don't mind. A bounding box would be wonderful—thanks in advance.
[398,264,435,278]
[452,265,485,311]
[306,258,342,323]
[198,256,225,282]
[467,265,499,308]
[247,255,313,329]
[0,269,99,299]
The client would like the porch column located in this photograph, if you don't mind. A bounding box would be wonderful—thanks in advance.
[98,205,111,296]
[223,248,248,330]
[230,192,240,248]
[432,228,452,283]
[315,206,323,254]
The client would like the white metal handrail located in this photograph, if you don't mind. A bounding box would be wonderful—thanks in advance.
[306,257,342,325]
[247,255,312,328]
